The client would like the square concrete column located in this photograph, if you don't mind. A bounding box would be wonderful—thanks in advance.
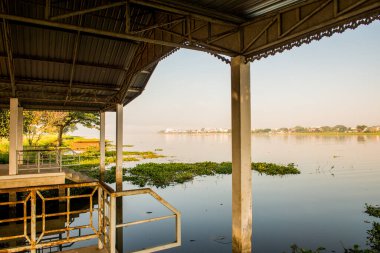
[100,111,106,181]
[17,107,23,165]
[9,98,19,175]
[115,104,123,191]
[231,56,252,253]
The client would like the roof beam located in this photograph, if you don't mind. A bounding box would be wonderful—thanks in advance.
[0,53,126,72]
[65,30,81,105]
[125,1,131,33]
[0,79,120,92]
[0,54,126,72]
[45,0,51,19]
[0,103,103,112]
[50,1,126,21]
[1,15,16,97]
[129,0,244,25]
[15,89,111,100]
[0,13,237,56]
[14,97,109,105]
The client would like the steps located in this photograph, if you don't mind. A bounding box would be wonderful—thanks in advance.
[63,168,96,183]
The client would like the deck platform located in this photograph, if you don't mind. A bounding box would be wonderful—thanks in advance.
[0,164,96,188]
[0,172,66,189]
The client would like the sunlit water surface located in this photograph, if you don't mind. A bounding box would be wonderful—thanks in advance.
[69,134,380,252]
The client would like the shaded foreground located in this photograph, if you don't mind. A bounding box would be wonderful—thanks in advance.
[74,162,300,188]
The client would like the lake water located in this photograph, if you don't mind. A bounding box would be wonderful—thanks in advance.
[10,133,378,253]
[107,133,379,253]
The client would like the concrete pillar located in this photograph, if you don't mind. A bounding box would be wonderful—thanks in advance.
[100,111,106,181]
[231,56,252,253]
[17,107,23,165]
[9,98,18,175]
[115,104,123,191]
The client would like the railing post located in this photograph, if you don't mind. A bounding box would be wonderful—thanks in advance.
[176,213,182,246]
[59,150,63,172]
[110,194,116,253]
[16,151,19,174]
[98,187,104,249]
[31,191,37,253]
[37,151,40,173]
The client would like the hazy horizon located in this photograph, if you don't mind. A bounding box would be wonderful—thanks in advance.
[74,21,380,140]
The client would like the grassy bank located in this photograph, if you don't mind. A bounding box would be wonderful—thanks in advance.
[75,162,300,188]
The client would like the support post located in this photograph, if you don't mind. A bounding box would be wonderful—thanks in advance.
[115,104,123,191]
[110,195,116,253]
[100,111,106,181]
[9,98,18,175]
[231,56,252,253]
[17,107,23,165]
[31,191,37,253]
[98,187,104,249]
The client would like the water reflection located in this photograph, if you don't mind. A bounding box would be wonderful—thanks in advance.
[2,134,378,252]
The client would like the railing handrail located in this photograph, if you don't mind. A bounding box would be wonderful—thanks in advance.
[17,147,78,153]
[0,181,181,253]
[0,181,99,194]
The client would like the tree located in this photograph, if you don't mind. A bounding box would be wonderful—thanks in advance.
[23,111,56,146]
[333,125,348,132]
[0,109,10,138]
[356,125,367,133]
[320,126,332,132]
[48,112,100,146]
[294,126,306,133]
[0,110,99,146]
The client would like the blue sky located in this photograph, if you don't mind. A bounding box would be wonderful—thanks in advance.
[76,21,380,137]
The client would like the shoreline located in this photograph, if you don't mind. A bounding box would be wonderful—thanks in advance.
[159,132,380,136]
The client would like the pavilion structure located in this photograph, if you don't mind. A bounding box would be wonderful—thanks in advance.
[1,0,379,252]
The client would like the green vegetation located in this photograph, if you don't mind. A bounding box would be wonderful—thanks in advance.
[365,204,380,251]
[288,245,325,253]
[124,162,299,187]
[0,134,165,165]
[76,162,299,188]
[365,204,380,218]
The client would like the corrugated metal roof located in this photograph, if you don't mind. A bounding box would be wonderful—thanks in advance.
[0,0,165,111]
[0,0,376,111]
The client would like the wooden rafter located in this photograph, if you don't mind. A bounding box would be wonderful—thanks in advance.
[1,21,15,97]
[1,1,16,97]
[50,1,126,21]
[0,54,127,72]
[0,79,120,92]
[0,13,237,56]
[64,30,81,105]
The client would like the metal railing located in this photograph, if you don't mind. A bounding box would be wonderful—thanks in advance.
[0,181,181,253]
[98,188,182,253]
[16,148,81,174]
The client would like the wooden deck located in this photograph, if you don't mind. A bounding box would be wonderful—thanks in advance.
[0,164,62,176]
[0,163,96,189]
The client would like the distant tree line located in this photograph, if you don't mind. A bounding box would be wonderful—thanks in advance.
[252,125,380,134]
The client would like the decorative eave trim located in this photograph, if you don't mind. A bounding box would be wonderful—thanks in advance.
[246,12,380,63]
